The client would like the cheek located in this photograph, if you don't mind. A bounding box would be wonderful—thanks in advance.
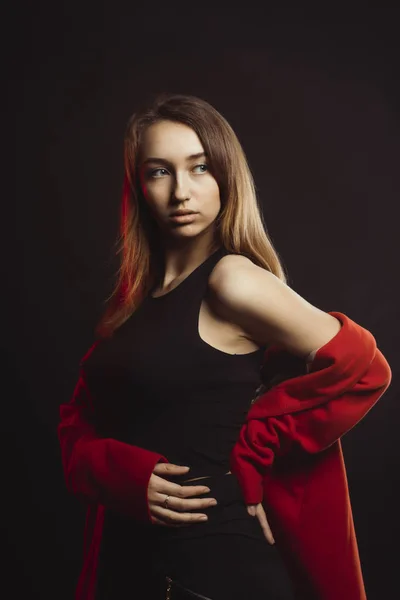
[203,179,221,206]
[141,180,167,204]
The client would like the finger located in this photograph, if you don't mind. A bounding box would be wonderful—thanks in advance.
[151,505,209,524]
[150,516,183,528]
[153,463,190,475]
[153,492,217,512]
[152,478,212,498]
[247,505,256,517]
[256,510,275,545]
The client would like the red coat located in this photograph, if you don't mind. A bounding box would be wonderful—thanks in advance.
[58,311,391,600]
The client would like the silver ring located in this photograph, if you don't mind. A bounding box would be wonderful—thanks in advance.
[163,495,170,509]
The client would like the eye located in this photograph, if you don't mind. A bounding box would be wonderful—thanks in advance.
[193,164,208,174]
[148,168,169,178]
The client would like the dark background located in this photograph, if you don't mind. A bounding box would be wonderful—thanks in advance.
[5,3,399,599]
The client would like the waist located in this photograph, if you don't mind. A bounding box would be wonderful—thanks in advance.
[153,471,251,541]
[169,464,233,485]
[180,470,231,484]
[181,472,238,508]
[163,472,243,515]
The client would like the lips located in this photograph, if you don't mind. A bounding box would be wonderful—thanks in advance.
[170,210,198,216]
[169,212,198,224]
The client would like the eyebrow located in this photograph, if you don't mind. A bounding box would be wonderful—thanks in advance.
[141,152,207,166]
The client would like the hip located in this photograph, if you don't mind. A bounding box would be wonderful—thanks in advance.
[96,473,295,599]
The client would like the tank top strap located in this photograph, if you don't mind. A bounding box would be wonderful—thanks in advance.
[145,246,229,340]
[179,245,229,304]
[148,246,229,304]
[165,246,230,350]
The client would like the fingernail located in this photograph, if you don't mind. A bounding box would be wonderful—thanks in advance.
[203,487,211,492]
[209,500,217,506]
[200,516,208,521]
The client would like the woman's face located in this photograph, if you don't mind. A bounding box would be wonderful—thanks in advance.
[138,120,221,244]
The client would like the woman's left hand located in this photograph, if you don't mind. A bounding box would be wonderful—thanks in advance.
[247,503,275,545]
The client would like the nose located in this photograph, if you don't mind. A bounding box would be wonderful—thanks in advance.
[172,172,191,202]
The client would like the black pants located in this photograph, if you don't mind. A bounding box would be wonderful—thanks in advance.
[95,474,296,599]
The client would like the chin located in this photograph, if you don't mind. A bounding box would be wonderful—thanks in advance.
[170,228,203,239]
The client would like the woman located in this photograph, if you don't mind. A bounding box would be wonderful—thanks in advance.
[58,93,391,600]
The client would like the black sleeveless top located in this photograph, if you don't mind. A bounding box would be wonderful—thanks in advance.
[83,246,267,480]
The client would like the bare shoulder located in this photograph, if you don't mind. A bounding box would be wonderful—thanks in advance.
[207,252,276,329]
[208,252,342,356]
[208,253,275,301]
[211,253,255,274]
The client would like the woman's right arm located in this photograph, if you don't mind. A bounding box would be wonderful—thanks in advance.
[57,369,169,522]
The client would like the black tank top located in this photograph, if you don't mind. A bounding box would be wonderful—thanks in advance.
[83,246,267,479]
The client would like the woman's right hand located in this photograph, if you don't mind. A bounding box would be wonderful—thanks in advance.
[148,463,217,527]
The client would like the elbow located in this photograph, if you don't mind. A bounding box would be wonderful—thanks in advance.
[372,348,392,391]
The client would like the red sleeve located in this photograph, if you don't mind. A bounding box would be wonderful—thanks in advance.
[230,315,392,505]
[57,369,168,522]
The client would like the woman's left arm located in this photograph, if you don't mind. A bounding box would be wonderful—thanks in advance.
[209,255,392,542]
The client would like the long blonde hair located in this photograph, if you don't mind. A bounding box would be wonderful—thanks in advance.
[96,93,287,338]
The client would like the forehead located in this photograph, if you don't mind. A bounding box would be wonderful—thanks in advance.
[140,120,204,158]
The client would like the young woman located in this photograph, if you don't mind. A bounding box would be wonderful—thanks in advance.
[58,93,391,600]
